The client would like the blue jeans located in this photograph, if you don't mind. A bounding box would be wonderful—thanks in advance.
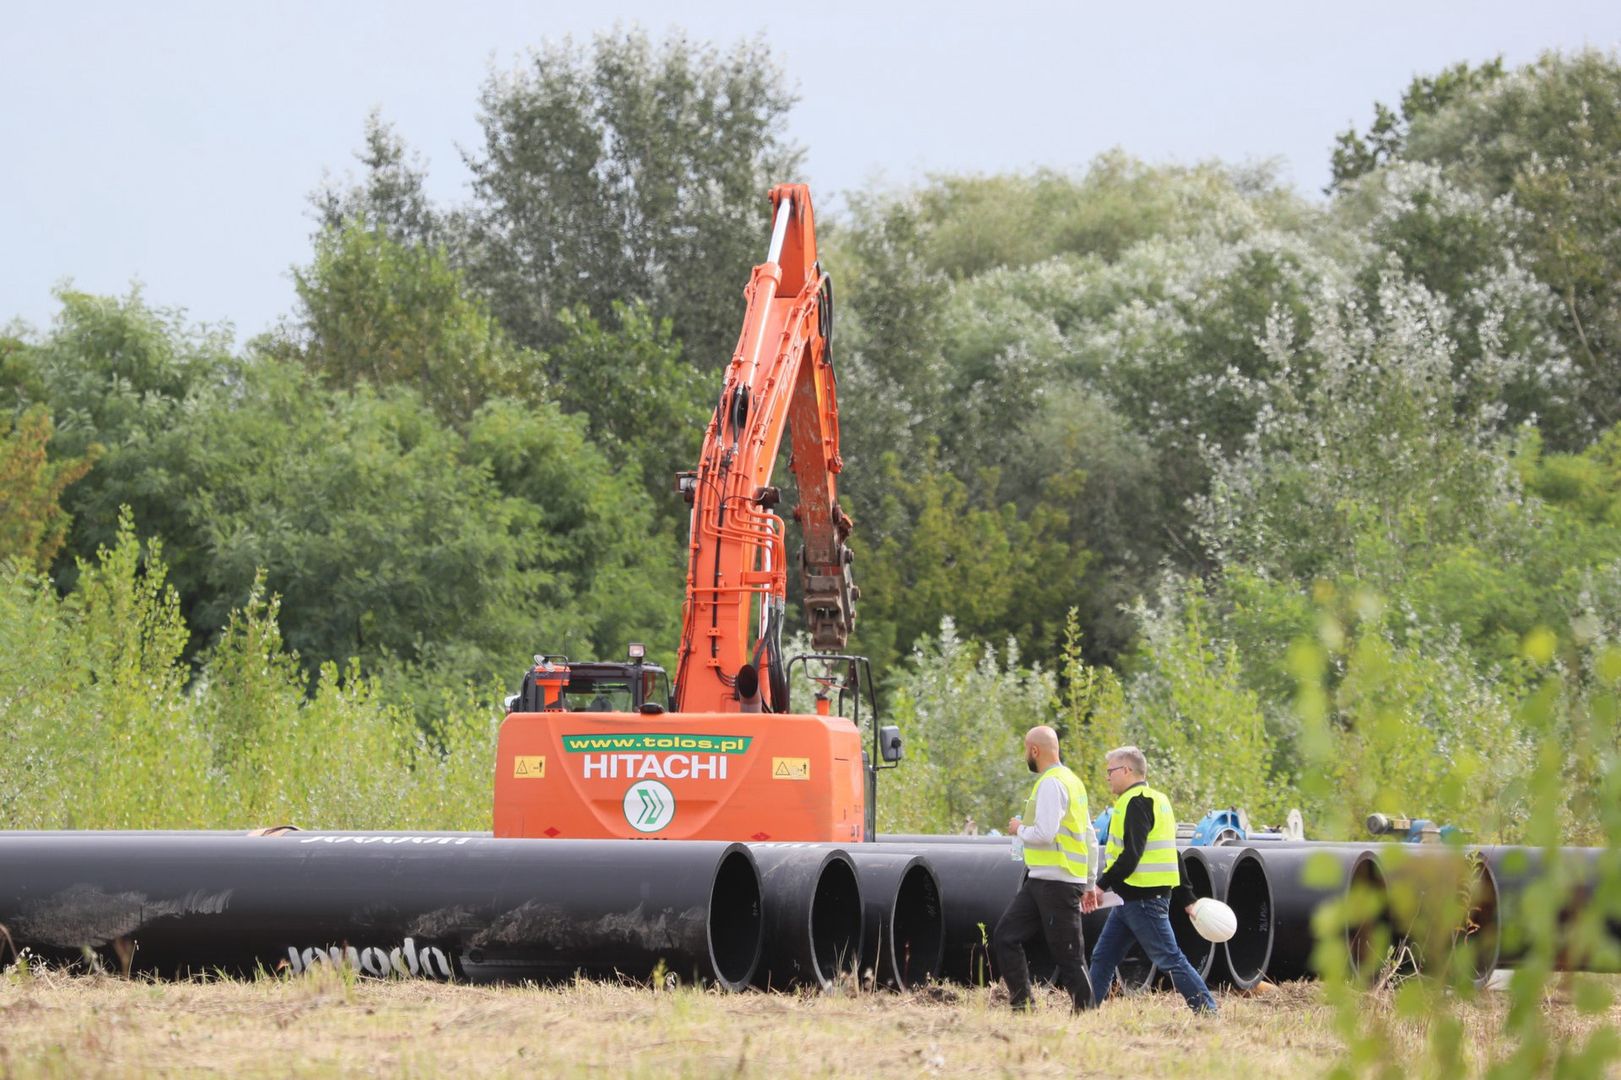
[1088,896,1217,1013]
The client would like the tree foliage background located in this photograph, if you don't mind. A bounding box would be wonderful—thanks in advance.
[3,36,1620,865]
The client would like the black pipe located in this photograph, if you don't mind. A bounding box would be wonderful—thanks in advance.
[0,834,762,990]
[1080,904,1158,994]
[844,850,944,990]
[1475,845,1619,971]
[1215,848,1273,990]
[1344,851,1393,980]
[850,841,1054,986]
[1157,846,1227,985]
[875,834,1010,846]
[1137,845,1251,993]
[1252,846,1385,981]
[1367,846,1500,983]
[877,839,1144,991]
[747,845,863,990]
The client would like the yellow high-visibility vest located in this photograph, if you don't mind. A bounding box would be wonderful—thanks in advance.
[1103,783,1179,887]
[1020,764,1090,882]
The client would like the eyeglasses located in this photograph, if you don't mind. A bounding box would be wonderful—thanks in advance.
[1105,765,1128,775]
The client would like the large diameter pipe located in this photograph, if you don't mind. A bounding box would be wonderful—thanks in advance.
[877,839,1142,991]
[0,834,762,990]
[1157,846,1230,985]
[851,841,1054,986]
[1214,848,1274,990]
[1475,845,1620,971]
[844,850,944,990]
[1252,846,1386,982]
[1374,847,1499,983]
[747,845,863,990]
[1081,905,1158,994]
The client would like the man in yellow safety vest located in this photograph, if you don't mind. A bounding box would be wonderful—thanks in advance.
[992,725,1097,1011]
[1082,745,1217,1013]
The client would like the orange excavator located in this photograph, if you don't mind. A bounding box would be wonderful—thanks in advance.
[493,184,902,843]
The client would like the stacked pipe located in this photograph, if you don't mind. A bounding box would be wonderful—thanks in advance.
[0,834,764,989]
[0,834,952,994]
[0,831,1610,994]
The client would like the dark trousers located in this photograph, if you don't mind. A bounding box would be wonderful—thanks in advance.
[1088,896,1217,1013]
[992,875,1095,1011]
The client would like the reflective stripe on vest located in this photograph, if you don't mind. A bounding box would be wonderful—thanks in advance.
[1021,764,1091,882]
[1103,783,1180,888]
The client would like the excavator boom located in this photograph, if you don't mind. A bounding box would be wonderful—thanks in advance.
[673,183,856,714]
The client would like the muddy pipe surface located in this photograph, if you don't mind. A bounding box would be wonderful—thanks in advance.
[0,834,762,990]
[747,845,863,990]
[844,851,944,991]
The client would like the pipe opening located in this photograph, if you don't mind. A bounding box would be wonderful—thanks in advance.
[1464,856,1500,984]
[1116,941,1156,992]
[809,856,863,985]
[1223,852,1274,988]
[1346,855,1389,979]
[1167,854,1216,979]
[708,850,764,990]
[888,863,944,989]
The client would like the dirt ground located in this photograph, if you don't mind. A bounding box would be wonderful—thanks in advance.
[0,968,1613,1079]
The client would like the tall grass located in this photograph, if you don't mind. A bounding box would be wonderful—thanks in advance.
[0,511,497,831]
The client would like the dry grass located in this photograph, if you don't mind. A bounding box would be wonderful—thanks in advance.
[0,967,1615,1079]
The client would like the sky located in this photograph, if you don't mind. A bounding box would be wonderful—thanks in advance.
[4,1,1619,341]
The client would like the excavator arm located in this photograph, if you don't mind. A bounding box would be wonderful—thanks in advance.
[673,184,857,713]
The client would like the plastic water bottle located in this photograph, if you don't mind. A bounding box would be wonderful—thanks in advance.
[1009,828,1023,862]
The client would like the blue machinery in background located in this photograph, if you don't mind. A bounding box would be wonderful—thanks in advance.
[1093,806,1282,847]
[1091,807,1454,846]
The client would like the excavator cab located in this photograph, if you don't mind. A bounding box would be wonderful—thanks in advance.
[506,646,672,715]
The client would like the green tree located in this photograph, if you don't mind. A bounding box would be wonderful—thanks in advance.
[1328,58,1506,191]
[465,396,683,669]
[173,362,536,675]
[854,444,1089,676]
[0,406,98,572]
[542,302,710,526]
[878,618,1056,834]
[312,110,443,247]
[463,29,801,362]
[1116,582,1284,825]
[0,332,46,413]
[275,222,533,428]
[32,289,233,594]
[1333,50,1621,433]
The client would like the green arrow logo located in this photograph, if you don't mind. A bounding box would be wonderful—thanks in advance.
[623,780,675,833]
[638,788,662,825]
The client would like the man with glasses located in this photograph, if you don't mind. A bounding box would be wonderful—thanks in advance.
[992,725,1097,1012]
[1083,745,1217,1014]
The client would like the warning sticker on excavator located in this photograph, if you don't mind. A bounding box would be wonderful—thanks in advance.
[512,756,546,779]
[772,757,810,781]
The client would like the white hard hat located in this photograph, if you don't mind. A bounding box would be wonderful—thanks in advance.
[1190,897,1237,943]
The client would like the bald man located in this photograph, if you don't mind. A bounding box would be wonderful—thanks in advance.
[992,725,1097,1012]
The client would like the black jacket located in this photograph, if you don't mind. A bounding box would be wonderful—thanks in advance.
[1093,783,1195,908]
